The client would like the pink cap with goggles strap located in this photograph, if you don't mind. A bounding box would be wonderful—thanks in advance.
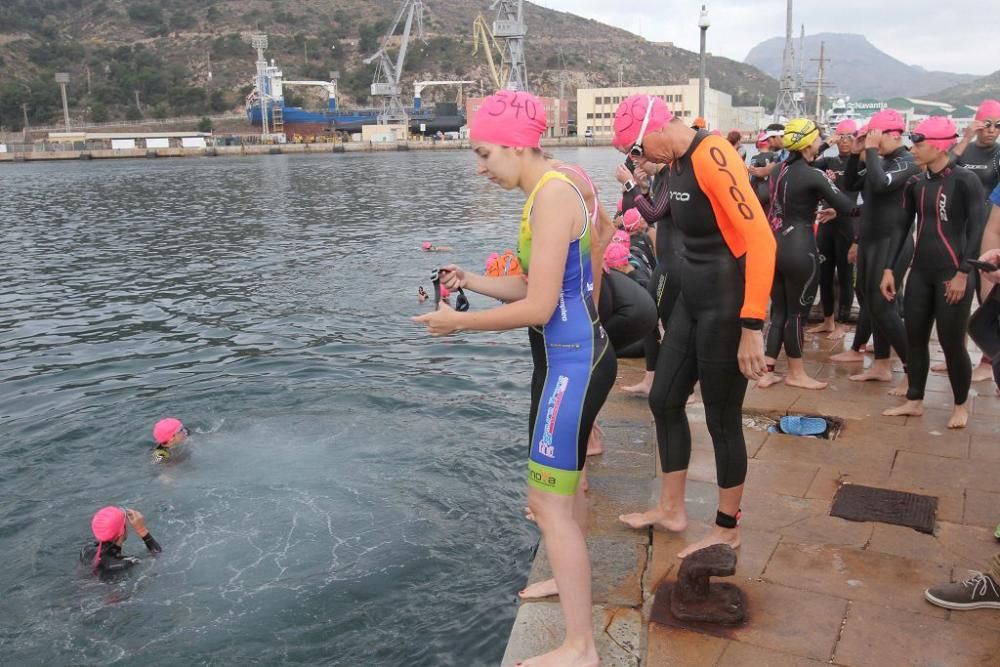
[612,95,673,152]
[604,242,631,269]
[835,120,857,135]
[910,117,958,151]
[975,99,1000,121]
[469,90,547,149]
[867,108,906,133]
[622,208,644,233]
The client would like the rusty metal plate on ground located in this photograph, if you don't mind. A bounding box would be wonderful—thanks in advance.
[830,484,937,534]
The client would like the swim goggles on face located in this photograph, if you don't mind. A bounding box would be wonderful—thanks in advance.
[908,132,959,144]
[628,96,657,158]
[430,268,469,312]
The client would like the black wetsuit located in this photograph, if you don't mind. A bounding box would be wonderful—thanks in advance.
[955,142,1000,195]
[891,166,985,404]
[80,533,161,575]
[750,151,775,207]
[970,286,1000,388]
[628,170,682,372]
[765,154,858,360]
[845,146,920,362]
[648,132,775,489]
[598,268,658,357]
[812,150,861,321]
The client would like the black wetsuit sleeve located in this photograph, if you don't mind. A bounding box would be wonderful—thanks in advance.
[958,173,987,273]
[621,188,637,212]
[808,167,858,215]
[888,176,919,271]
[632,179,671,222]
[865,148,916,194]
[844,153,866,192]
[143,533,162,554]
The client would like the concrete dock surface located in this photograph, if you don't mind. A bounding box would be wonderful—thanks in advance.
[502,328,1000,666]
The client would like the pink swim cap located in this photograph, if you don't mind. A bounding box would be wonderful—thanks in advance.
[92,506,126,543]
[976,99,1000,121]
[469,90,547,149]
[835,120,858,135]
[604,242,631,269]
[612,95,673,149]
[153,418,183,445]
[755,131,768,149]
[913,117,958,151]
[868,109,906,133]
[622,208,644,233]
[856,124,869,136]
[422,241,432,251]
[612,229,631,248]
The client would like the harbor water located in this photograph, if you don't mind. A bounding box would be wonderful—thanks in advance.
[0,148,623,665]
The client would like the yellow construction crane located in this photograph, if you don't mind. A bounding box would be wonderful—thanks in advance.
[472,14,506,91]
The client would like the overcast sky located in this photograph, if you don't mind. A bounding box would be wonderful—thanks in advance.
[532,0,998,77]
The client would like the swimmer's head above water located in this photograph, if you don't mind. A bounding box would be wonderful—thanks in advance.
[152,418,188,461]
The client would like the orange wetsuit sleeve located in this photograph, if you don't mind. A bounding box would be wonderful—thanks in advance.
[691,135,776,321]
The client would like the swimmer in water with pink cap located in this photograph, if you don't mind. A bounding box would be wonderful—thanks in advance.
[421,241,453,252]
[80,505,162,575]
[152,417,189,463]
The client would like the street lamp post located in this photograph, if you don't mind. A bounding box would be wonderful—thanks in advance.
[698,5,710,123]
[55,72,71,131]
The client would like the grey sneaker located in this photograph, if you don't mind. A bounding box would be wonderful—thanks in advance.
[925,571,1000,610]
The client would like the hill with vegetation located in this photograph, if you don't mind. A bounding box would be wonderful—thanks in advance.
[930,70,1000,107]
[0,0,778,130]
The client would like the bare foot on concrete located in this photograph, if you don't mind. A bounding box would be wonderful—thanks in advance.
[518,578,559,600]
[623,371,654,396]
[883,400,923,417]
[619,506,688,532]
[678,526,741,558]
[831,349,866,363]
[931,361,948,374]
[756,372,783,388]
[888,377,909,397]
[807,319,835,335]
[784,374,828,390]
[850,369,892,382]
[586,423,604,456]
[948,404,969,429]
[973,362,995,383]
[516,644,599,667]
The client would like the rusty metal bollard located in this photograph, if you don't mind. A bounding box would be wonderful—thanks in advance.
[668,544,746,625]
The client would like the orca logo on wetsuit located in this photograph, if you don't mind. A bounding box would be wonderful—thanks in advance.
[669,191,691,202]
[708,146,755,221]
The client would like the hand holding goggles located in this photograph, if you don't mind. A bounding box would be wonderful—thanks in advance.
[628,96,657,158]
[430,268,469,312]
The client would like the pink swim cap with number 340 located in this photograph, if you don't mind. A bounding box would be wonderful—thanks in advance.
[470,91,548,149]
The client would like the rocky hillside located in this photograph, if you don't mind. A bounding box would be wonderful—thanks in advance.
[931,70,1000,107]
[745,32,975,100]
[0,0,777,130]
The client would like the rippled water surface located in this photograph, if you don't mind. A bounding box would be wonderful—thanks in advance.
[0,148,624,665]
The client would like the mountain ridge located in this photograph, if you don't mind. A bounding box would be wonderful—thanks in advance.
[0,0,778,130]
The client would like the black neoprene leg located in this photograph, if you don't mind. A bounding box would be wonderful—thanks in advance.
[816,222,837,318]
[765,267,788,359]
[649,296,698,474]
[903,269,935,401]
[782,239,820,359]
[643,265,667,372]
[968,291,1000,389]
[864,240,908,363]
[835,229,854,322]
[934,271,973,405]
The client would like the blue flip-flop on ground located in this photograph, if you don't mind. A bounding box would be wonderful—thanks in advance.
[778,415,827,437]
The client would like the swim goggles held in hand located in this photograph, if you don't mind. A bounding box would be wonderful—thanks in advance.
[430,268,469,312]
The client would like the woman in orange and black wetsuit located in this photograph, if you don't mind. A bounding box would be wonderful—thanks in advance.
[610,95,776,558]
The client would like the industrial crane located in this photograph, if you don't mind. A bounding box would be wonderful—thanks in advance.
[413,81,475,110]
[472,15,506,91]
[491,0,528,91]
[364,0,424,126]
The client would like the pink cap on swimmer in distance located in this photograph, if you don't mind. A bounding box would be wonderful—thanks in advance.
[153,418,184,445]
[469,90,547,149]
[835,120,857,135]
[92,506,127,542]
[622,208,644,233]
[422,241,432,251]
[612,95,673,149]
[976,99,1000,121]
[612,229,631,248]
[913,117,958,151]
[604,242,631,269]
[868,109,906,133]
